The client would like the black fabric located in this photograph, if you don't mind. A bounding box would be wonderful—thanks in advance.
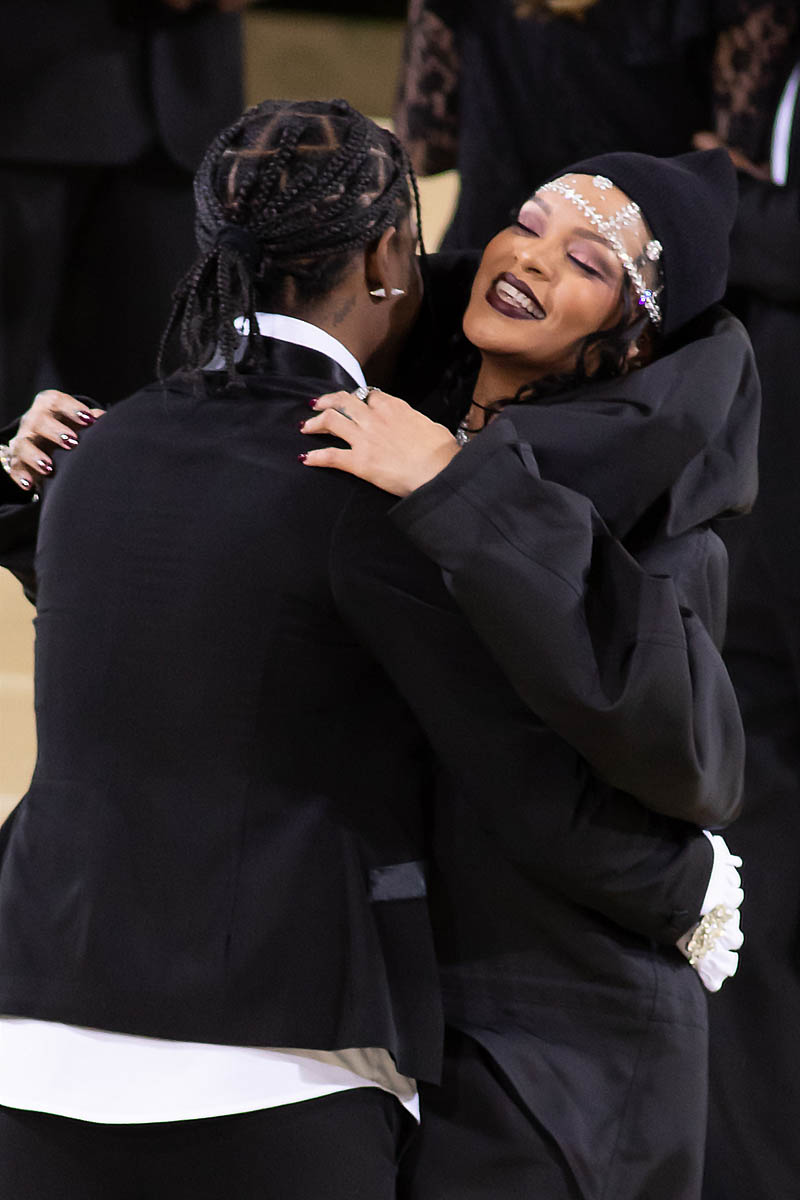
[332,484,715,945]
[562,149,738,335]
[704,57,800,1200]
[391,307,760,827]
[331,481,714,1200]
[400,1029,583,1200]
[0,1090,412,1200]
[401,1021,707,1200]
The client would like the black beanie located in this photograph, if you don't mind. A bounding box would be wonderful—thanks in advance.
[553,149,738,337]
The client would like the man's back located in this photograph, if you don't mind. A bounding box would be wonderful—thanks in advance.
[0,359,442,1078]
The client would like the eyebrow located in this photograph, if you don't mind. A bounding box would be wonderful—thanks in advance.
[527,194,618,254]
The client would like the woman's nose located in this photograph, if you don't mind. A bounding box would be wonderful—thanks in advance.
[514,231,554,278]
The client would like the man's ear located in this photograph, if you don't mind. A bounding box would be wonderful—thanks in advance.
[364,227,406,300]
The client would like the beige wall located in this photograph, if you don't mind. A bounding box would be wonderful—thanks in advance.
[243,10,459,249]
[0,572,34,822]
[0,11,459,822]
[244,11,405,116]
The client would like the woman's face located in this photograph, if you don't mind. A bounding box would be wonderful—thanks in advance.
[463,174,648,386]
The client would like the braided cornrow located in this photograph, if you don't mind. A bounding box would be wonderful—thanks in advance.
[158,99,422,379]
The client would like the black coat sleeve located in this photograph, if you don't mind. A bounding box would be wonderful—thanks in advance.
[0,419,39,601]
[390,418,744,828]
[330,487,713,947]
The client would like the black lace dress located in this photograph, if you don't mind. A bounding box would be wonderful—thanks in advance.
[395,0,798,248]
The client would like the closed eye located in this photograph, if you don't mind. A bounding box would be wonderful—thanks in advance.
[569,255,602,278]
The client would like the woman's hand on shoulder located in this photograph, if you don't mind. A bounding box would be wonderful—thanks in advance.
[4,390,105,492]
[299,388,460,498]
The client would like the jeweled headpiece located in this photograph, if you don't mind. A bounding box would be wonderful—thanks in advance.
[538,173,663,327]
[541,150,738,336]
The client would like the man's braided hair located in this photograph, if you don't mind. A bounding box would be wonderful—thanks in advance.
[158,99,422,378]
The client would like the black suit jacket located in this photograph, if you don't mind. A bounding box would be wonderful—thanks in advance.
[0,346,443,1080]
[0,1,242,169]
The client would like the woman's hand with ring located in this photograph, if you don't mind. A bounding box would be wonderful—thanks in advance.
[299,388,460,497]
[5,390,105,492]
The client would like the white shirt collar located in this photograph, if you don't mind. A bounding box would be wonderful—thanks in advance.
[771,62,800,185]
[233,313,367,389]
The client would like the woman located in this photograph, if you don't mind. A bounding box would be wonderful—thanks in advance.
[299,149,755,1197]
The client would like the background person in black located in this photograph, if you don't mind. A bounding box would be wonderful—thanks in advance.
[0,0,246,428]
[694,51,800,1200]
[395,0,798,250]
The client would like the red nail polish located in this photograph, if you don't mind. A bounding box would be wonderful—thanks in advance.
[298,453,308,463]
[308,399,319,409]
[60,434,78,447]
[19,477,31,489]
[75,411,95,426]
[36,459,53,474]
[298,420,306,431]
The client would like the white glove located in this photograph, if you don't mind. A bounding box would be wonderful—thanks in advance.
[677,831,744,992]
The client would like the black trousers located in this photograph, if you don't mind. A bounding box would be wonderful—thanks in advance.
[0,1089,412,1200]
[0,151,196,427]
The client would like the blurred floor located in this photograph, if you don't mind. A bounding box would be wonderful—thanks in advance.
[0,12,459,822]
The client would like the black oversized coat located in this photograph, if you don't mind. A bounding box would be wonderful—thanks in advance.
[368,305,759,1199]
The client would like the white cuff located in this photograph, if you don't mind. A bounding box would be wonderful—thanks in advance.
[678,831,744,992]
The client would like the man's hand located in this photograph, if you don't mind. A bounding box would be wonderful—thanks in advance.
[4,391,105,493]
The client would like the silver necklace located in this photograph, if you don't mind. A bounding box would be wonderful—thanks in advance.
[455,417,480,447]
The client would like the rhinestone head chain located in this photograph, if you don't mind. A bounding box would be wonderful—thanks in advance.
[538,174,663,327]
